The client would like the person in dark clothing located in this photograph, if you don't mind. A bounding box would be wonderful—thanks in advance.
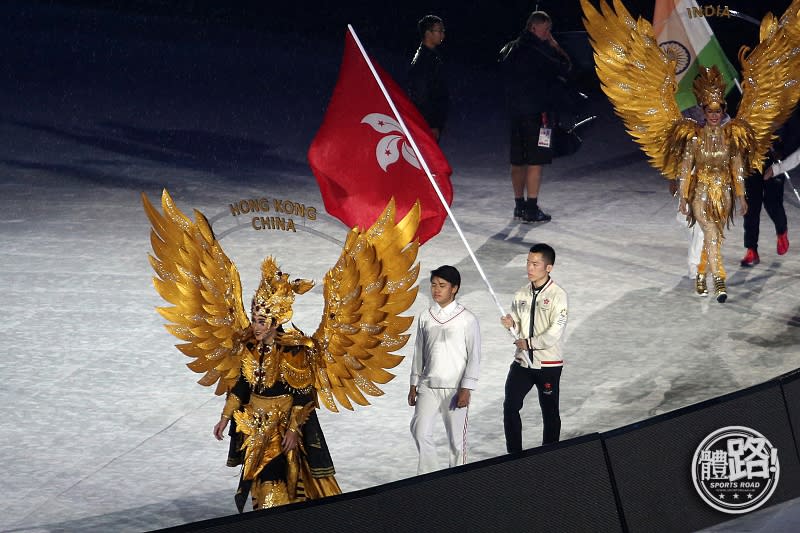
[740,114,796,266]
[500,11,571,223]
[408,14,449,142]
[740,162,790,266]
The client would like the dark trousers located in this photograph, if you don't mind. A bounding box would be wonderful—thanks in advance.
[743,172,787,250]
[503,362,562,453]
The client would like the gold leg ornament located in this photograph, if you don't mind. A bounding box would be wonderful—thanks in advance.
[695,274,708,296]
[695,247,708,296]
[251,479,291,510]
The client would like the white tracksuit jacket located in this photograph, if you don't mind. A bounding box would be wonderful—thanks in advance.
[508,278,568,369]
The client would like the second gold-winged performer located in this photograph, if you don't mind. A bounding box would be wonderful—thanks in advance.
[581,0,800,301]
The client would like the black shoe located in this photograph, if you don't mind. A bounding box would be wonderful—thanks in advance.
[524,208,552,223]
[513,206,525,220]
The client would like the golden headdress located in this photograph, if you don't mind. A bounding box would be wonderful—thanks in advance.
[251,257,314,324]
[692,65,726,112]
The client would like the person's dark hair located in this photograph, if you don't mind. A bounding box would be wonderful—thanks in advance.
[418,14,443,39]
[430,265,461,289]
[525,10,551,31]
[529,243,556,265]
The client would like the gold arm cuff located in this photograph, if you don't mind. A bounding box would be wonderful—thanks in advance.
[288,401,315,433]
[222,393,242,420]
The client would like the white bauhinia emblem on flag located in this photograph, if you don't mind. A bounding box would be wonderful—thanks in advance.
[361,113,422,171]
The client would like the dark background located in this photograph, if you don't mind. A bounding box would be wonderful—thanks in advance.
[26,0,796,114]
[35,0,794,64]
[15,0,796,148]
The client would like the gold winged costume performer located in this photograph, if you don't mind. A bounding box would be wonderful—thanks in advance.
[582,0,800,301]
[142,189,420,511]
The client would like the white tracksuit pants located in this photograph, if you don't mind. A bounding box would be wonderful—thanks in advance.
[677,205,704,277]
[410,382,469,475]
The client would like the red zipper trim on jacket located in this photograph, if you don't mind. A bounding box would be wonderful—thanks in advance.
[428,305,466,324]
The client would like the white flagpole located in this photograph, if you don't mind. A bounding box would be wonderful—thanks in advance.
[347,25,513,324]
[773,160,800,204]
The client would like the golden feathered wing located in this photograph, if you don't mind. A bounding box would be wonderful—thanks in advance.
[311,199,421,412]
[581,0,689,178]
[142,189,251,395]
[583,0,800,177]
[731,0,800,173]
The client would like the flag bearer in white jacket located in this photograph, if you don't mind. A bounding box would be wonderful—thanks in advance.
[409,265,481,474]
[501,243,568,452]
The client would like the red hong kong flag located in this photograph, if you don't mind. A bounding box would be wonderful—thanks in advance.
[308,26,453,244]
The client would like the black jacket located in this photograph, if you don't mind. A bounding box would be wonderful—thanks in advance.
[500,31,571,117]
[407,44,449,129]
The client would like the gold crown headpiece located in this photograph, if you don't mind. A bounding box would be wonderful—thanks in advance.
[251,257,314,325]
[692,65,726,111]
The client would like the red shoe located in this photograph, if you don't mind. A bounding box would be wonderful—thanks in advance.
[777,232,789,255]
[740,248,760,267]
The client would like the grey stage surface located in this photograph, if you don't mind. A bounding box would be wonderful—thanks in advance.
[1,2,799,532]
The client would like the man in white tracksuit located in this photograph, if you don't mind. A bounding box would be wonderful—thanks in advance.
[409,265,481,474]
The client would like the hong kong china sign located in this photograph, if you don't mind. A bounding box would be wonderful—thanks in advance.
[228,196,318,233]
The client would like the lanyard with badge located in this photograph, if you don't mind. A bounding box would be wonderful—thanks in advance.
[537,112,552,148]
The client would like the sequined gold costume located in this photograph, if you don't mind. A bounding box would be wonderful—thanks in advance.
[142,189,421,510]
[581,0,800,300]
[222,329,340,510]
[668,66,748,291]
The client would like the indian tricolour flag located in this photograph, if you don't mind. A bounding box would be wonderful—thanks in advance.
[653,0,738,110]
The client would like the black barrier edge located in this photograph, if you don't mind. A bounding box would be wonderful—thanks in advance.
[155,432,606,532]
[779,372,800,469]
[157,368,800,533]
[778,367,800,384]
[600,438,630,533]
[601,370,800,533]
[601,378,778,439]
